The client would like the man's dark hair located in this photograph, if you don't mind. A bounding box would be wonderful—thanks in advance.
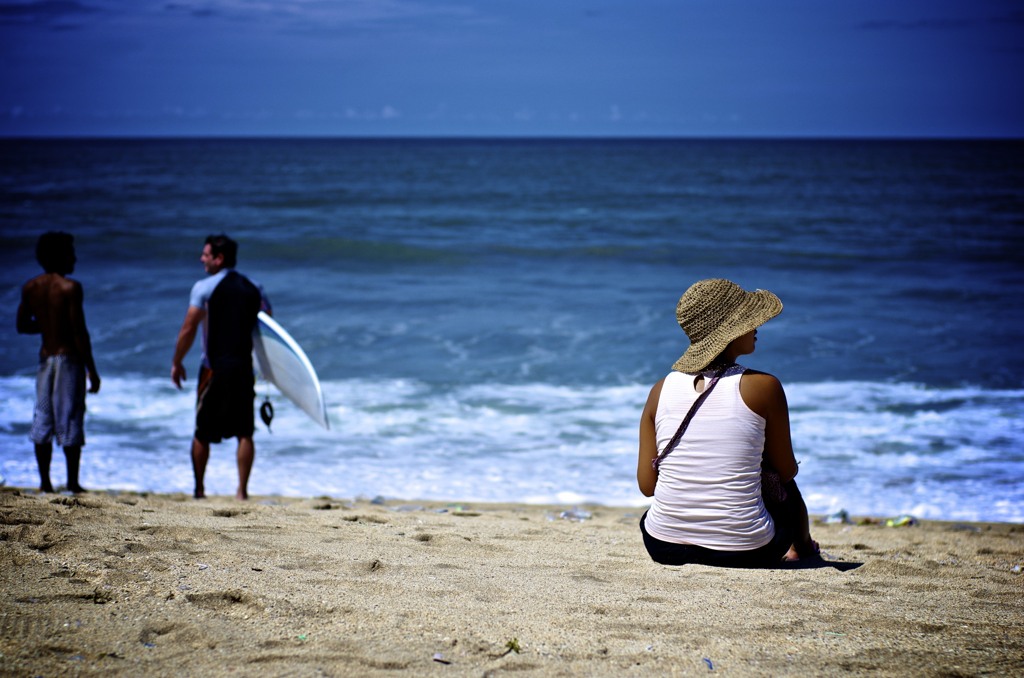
[36,231,75,274]
[205,233,238,269]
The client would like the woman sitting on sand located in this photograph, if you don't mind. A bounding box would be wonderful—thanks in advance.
[636,278,819,567]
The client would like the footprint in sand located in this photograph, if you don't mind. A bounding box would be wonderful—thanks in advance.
[185,590,262,614]
[211,508,250,517]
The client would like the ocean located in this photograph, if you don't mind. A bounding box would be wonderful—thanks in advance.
[1,138,1022,522]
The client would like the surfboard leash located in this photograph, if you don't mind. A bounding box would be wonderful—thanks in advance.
[259,379,274,432]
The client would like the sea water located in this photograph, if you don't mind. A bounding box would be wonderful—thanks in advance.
[1,138,1022,522]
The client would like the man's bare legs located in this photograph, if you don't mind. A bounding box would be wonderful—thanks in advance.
[191,436,254,500]
[191,437,209,499]
[236,436,254,501]
[35,441,85,493]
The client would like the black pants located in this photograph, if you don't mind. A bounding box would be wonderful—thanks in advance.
[640,481,803,569]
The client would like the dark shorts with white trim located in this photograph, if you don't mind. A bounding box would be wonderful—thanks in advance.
[195,365,255,444]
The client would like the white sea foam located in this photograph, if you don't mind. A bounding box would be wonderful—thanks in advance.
[0,376,1021,522]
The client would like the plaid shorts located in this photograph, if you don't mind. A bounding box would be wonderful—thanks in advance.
[30,355,86,447]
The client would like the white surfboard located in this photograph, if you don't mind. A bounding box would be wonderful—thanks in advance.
[252,311,329,429]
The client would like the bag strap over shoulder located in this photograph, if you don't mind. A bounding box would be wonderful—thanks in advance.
[652,364,732,473]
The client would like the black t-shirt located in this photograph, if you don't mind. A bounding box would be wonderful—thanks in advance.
[206,271,262,373]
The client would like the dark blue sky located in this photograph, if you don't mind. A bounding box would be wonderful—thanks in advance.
[1,0,1022,137]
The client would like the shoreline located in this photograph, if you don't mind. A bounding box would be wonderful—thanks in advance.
[1,486,1021,676]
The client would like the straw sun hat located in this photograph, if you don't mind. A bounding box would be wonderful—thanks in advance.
[671,278,783,373]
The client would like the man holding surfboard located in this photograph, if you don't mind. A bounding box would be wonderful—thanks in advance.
[171,234,271,500]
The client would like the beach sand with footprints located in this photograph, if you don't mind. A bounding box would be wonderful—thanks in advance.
[1,487,1021,676]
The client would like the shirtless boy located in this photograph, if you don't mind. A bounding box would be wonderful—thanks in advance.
[17,232,101,493]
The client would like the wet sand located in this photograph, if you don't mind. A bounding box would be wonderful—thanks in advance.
[1,487,1021,676]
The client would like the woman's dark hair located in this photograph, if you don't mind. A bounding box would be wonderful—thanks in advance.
[36,231,75,273]
[205,233,238,268]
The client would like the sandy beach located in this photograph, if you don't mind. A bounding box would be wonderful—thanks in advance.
[1,486,1021,677]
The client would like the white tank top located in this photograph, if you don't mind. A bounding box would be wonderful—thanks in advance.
[644,366,775,550]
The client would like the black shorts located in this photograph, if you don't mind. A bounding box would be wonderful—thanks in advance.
[195,366,255,444]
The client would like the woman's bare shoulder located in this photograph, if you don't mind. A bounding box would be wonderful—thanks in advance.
[740,368,782,385]
[645,376,667,408]
[739,369,786,415]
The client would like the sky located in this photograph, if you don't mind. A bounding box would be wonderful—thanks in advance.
[0,0,1022,137]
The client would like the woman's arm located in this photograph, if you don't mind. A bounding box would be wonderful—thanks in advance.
[637,378,665,497]
[739,371,798,482]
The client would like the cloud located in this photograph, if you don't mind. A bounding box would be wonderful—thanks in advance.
[858,17,974,30]
[513,108,535,122]
[157,0,478,31]
[0,0,100,26]
[0,0,479,32]
[990,10,1024,26]
[340,106,402,121]
[855,9,1024,31]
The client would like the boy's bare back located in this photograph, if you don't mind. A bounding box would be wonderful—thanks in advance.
[18,271,99,393]
[19,273,84,359]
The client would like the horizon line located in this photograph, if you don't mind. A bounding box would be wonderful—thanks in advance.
[2,132,1022,142]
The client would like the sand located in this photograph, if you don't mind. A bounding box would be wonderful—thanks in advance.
[0,487,1021,677]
